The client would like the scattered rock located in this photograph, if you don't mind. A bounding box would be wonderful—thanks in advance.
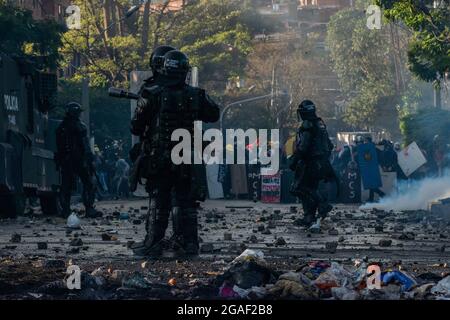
[375,225,384,232]
[325,241,338,253]
[37,242,47,250]
[328,229,339,236]
[69,238,83,247]
[200,243,214,253]
[44,259,66,269]
[101,233,117,241]
[379,239,392,247]
[10,233,21,243]
[224,233,232,241]
[274,237,286,246]
[67,247,80,254]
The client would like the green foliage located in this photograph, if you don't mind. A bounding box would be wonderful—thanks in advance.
[400,107,450,151]
[376,0,450,84]
[326,4,409,132]
[0,1,65,68]
[61,0,261,90]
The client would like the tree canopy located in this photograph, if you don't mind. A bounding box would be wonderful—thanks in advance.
[0,1,65,68]
[326,1,412,135]
[376,0,450,85]
[60,0,268,89]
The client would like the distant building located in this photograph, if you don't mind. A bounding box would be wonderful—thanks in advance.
[11,0,70,23]
[299,0,352,7]
[149,0,187,12]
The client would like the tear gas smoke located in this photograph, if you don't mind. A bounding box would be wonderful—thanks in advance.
[360,172,450,211]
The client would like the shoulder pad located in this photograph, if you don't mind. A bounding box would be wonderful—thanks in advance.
[300,120,314,130]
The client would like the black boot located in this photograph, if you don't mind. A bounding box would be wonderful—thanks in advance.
[132,208,167,257]
[318,203,333,219]
[182,208,199,256]
[299,196,317,228]
[297,214,316,228]
[169,207,187,255]
[85,207,102,218]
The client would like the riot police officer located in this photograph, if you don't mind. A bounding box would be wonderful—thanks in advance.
[131,50,220,257]
[129,45,177,251]
[55,102,101,218]
[290,100,334,227]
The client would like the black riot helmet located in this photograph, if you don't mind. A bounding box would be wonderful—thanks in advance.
[161,50,190,81]
[150,45,176,74]
[65,102,83,119]
[297,100,317,121]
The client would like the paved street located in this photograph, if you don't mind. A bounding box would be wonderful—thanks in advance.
[0,199,449,299]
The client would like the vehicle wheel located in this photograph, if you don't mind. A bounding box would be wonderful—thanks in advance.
[39,193,62,216]
[0,193,26,218]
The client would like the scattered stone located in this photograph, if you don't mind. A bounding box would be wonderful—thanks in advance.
[274,237,286,246]
[398,232,415,240]
[257,225,265,232]
[224,233,232,241]
[375,225,384,233]
[200,243,214,253]
[101,233,114,241]
[132,219,142,225]
[379,239,392,247]
[10,233,21,243]
[338,236,345,243]
[261,229,272,235]
[249,235,258,243]
[44,259,66,269]
[357,226,364,233]
[70,238,83,247]
[325,241,338,253]
[67,247,80,254]
[328,229,339,236]
[37,242,48,250]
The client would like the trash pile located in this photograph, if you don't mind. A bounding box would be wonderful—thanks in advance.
[215,250,450,300]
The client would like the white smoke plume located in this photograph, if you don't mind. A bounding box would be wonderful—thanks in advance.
[360,172,450,211]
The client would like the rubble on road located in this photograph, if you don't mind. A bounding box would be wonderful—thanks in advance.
[1,200,450,300]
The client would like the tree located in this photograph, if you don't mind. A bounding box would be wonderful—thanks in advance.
[156,0,267,92]
[376,0,449,83]
[0,1,65,68]
[326,1,411,135]
[60,0,263,90]
[400,107,450,152]
[237,38,334,132]
[61,0,143,87]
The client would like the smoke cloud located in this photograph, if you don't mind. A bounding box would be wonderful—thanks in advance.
[360,172,450,211]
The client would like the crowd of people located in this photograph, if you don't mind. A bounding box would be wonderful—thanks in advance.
[328,134,449,203]
[92,140,131,201]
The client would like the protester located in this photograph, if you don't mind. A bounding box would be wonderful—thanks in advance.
[114,155,130,199]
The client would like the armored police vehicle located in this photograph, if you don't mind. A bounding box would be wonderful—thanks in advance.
[0,52,61,217]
